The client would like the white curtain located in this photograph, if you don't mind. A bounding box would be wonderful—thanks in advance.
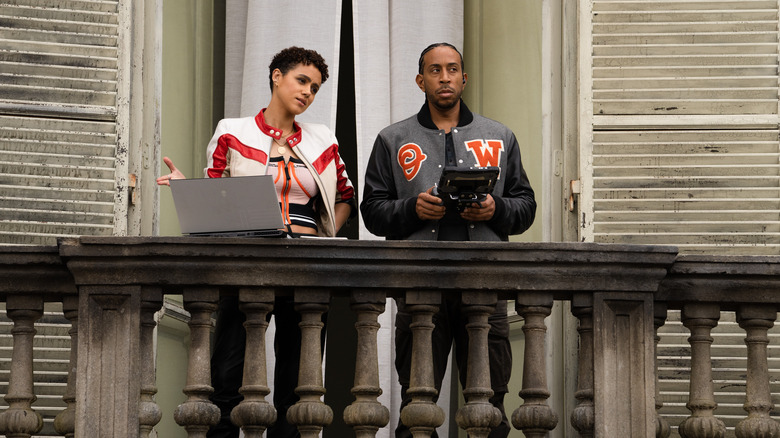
[224,0,342,128]
[224,1,462,436]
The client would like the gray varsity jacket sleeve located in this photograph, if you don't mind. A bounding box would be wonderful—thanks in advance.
[360,135,428,238]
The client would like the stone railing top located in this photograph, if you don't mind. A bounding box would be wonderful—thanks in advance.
[657,254,780,310]
[0,245,76,298]
[10,239,780,310]
[55,237,678,300]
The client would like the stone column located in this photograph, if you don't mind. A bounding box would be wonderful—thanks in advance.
[512,292,558,438]
[54,295,78,438]
[230,288,277,437]
[139,288,163,438]
[174,287,221,438]
[399,290,444,438]
[76,285,142,438]
[654,303,671,438]
[344,290,390,438]
[593,292,656,438]
[734,304,780,438]
[455,291,501,438]
[570,294,594,438]
[678,303,725,438]
[0,295,44,438]
[287,289,333,438]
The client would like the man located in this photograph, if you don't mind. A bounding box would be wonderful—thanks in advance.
[360,42,536,437]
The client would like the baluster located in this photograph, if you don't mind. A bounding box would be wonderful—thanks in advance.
[455,291,501,438]
[54,296,78,438]
[174,288,221,438]
[344,290,390,438]
[287,289,333,438]
[0,296,44,438]
[139,288,163,438]
[678,303,725,438]
[735,304,780,438]
[399,290,444,438]
[512,293,558,438]
[570,295,594,438]
[654,304,671,438]
[230,288,277,437]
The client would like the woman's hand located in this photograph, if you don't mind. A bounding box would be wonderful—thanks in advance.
[334,202,352,233]
[156,156,186,186]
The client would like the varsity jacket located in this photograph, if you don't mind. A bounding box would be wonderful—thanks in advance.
[360,101,536,241]
[205,110,355,237]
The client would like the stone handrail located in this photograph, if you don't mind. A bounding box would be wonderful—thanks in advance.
[0,237,777,437]
[655,255,780,438]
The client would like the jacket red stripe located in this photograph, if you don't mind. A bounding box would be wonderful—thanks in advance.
[207,134,269,178]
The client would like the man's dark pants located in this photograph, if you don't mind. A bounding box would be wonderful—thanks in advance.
[394,297,512,438]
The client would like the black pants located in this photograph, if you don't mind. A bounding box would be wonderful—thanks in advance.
[207,295,324,438]
[394,297,512,438]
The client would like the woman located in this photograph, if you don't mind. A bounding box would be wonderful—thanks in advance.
[158,46,355,237]
[158,47,355,437]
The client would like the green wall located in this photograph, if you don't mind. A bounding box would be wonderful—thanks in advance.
[154,305,190,438]
[464,0,543,244]
[156,2,223,435]
[159,0,223,237]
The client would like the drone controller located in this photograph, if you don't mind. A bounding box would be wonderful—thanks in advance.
[435,166,500,212]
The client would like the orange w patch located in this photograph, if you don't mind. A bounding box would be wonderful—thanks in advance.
[397,143,427,181]
[464,139,504,168]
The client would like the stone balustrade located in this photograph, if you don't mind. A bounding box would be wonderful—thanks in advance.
[0,237,778,437]
[656,255,780,438]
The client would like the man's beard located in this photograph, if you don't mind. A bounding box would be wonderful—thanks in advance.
[428,93,459,111]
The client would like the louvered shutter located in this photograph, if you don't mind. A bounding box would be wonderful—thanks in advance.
[0,0,126,245]
[578,1,780,436]
[580,0,780,255]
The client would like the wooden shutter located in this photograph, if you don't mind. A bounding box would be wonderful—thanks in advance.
[580,0,780,255]
[0,0,126,245]
[578,1,780,436]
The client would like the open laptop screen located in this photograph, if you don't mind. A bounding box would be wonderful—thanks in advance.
[169,175,285,237]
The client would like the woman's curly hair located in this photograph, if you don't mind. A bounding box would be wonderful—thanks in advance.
[268,46,329,91]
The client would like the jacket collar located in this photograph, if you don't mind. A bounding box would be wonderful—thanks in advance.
[255,109,302,147]
[416,99,474,131]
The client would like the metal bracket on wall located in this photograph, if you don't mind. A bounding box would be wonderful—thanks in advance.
[568,179,580,212]
[128,173,138,206]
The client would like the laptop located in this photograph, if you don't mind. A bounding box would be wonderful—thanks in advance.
[169,175,286,237]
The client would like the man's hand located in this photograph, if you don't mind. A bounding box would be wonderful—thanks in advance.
[416,187,446,220]
[460,194,495,222]
[156,156,186,186]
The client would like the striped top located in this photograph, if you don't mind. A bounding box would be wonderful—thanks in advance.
[268,156,319,231]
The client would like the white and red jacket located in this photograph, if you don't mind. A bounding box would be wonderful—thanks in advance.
[204,110,355,237]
